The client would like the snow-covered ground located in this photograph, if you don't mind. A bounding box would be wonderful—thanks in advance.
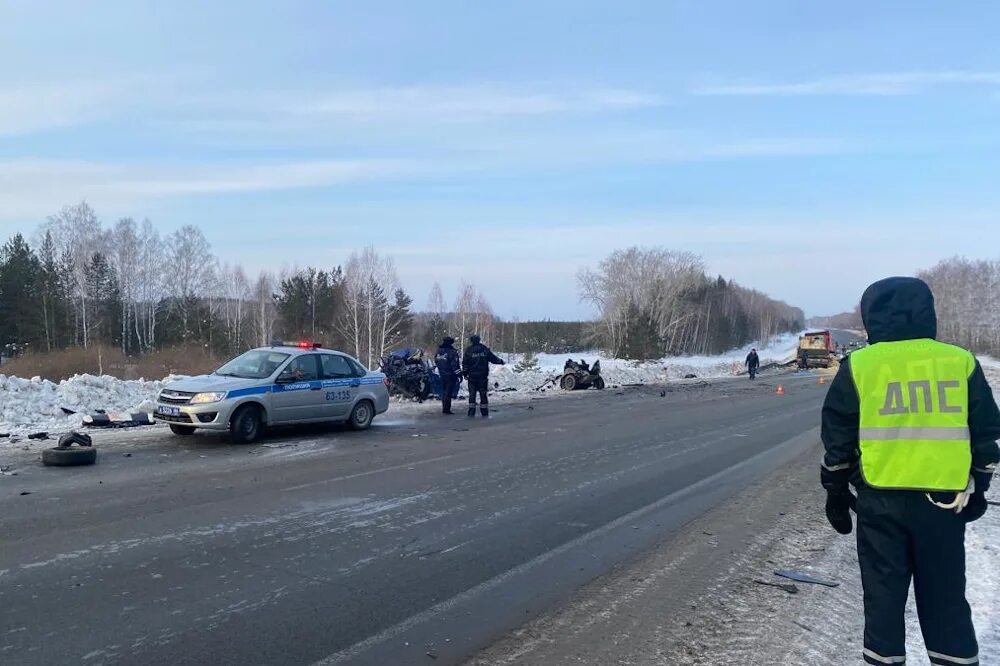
[0,334,802,445]
[0,374,168,437]
[504,331,801,386]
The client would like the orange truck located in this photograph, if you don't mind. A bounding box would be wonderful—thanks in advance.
[797,330,836,369]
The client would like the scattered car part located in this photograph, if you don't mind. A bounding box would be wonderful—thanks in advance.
[559,359,605,391]
[42,431,97,467]
[774,570,839,588]
[83,412,155,428]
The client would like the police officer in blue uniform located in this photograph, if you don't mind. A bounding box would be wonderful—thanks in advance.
[462,334,504,417]
[434,336,461,415]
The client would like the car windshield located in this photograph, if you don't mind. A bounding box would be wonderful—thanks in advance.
[215,350,290,379]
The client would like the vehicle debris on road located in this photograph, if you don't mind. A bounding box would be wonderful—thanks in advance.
[774,570,839,588]
[41,431,97,467]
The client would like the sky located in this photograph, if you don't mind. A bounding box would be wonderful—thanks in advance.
[3,1,1000,320]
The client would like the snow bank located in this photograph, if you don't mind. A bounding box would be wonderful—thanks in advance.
[491,332,801,390]
[0,373,167,436]
[0,334,801,439]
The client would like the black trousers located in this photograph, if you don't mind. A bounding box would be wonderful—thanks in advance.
[468,378,488,408]
[857,489,978,666]
[441,376,457,413]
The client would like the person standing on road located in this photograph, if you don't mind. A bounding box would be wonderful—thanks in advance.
[745,348,760,380]
[463,334,505,418]
[434,336,462,415]
[821,276,1000,666]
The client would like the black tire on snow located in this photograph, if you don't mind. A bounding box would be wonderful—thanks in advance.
[561,374,578,391]
[594,377,606,390]
[42,446,97,467]
[349,400,375,431]
[230,405,263,444]
[169,424,196,436]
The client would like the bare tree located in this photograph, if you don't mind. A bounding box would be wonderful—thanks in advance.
[920,257,1000,355]
[474,291,495,345]
[135,219,164,351]
[167,225,214,341]
[454,282,476,347]
[427,282,446,318]
[250,270,278,347]
[41,202,103,347]
[338,247,407,367]
[579,246,802,357]
[110,218,141,353]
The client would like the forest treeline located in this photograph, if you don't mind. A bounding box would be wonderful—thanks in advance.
[1,203,809,367]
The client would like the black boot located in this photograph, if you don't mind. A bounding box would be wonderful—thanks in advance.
[480,407,489,418]
[468,407,476,417]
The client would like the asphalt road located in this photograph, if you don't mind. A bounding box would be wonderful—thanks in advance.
[1,373,828,665]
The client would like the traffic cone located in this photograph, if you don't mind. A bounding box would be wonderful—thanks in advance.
[776,385,785,395]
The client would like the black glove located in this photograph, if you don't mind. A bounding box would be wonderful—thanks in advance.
[964,493,988,523]
[825,489,856,535]
[963,469,995,523]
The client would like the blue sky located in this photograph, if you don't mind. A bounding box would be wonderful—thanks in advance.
[3,1,1000,320]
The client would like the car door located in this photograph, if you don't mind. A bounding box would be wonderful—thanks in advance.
[319,354,360,419]
[270,354,325,422]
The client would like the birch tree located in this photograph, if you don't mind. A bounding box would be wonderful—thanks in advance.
[250,270,278,347]
[42,202,103,347]
[134,219,165,351]
[454,282,476,347]
[167,225,214,342]
[339,247,409,368]
[110,218,141,353]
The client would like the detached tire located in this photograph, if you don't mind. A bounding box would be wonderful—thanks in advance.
[230,405,263,444]
[349,400,374,431]
[42,446,97,467]
[594,377,606,390]
[561,374,578,391]
[169,424,196,436]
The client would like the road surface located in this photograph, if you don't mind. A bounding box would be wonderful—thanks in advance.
[1,373,828,665]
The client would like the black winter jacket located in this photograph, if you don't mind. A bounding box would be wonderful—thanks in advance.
[435,343,461,378]
[463,343,504,381]
[821,277,1000,493]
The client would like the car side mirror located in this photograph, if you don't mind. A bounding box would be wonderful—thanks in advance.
[275,371,294,384]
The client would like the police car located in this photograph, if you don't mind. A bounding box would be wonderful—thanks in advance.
[153,341,390,443]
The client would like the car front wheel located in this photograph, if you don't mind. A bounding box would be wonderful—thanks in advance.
[349,400,374,431]
[230,405,263,444]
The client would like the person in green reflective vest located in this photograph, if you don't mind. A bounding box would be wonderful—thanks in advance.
[821,276,1000,666]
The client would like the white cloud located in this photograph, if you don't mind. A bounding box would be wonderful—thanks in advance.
[696,71,1000,96]
[462,131,855,167]
[282,85,666,122]
[0,81,126,137]
[0,128,853,221]
[0,158,417,219]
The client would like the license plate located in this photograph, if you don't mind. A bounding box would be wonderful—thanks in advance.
[157,406,181,417]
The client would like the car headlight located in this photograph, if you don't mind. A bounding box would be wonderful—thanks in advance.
[190,392,227,404]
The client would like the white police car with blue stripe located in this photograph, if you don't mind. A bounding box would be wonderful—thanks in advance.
[154,341,390,443]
